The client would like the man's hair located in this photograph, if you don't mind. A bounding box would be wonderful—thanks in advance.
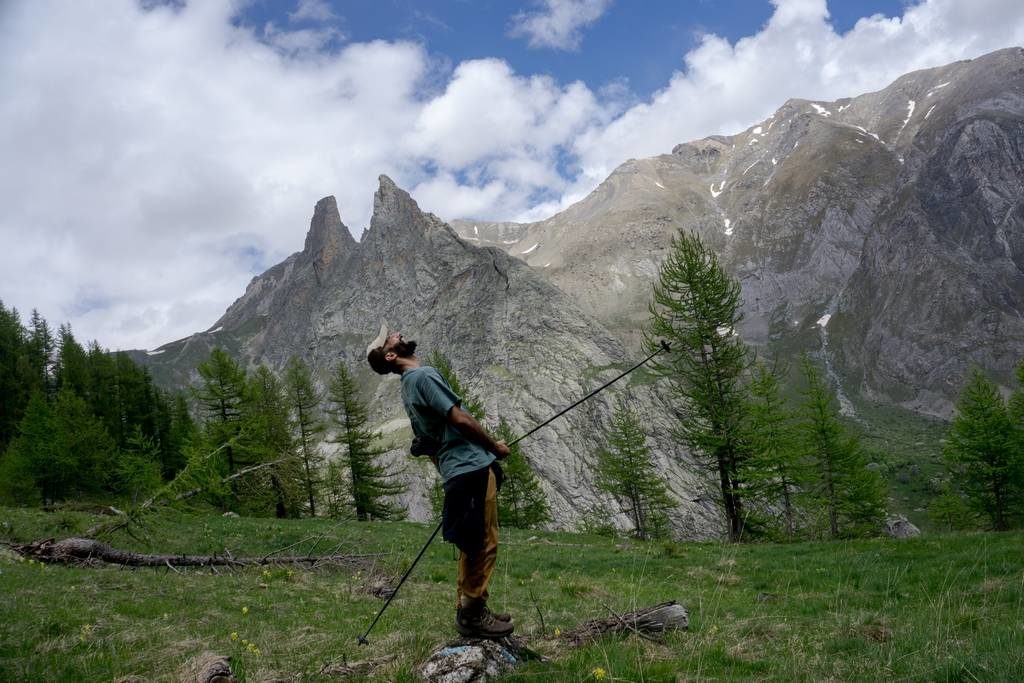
[367,347,393,375]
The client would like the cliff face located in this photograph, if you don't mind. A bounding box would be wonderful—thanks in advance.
[454,47,1024,417]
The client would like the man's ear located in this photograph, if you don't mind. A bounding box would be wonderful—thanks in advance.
[384,351,397,362]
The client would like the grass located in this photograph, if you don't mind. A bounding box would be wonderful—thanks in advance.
[1,507,1023,681]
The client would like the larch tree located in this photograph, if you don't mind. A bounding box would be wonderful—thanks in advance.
[798,356,887,538]
[646,229,750,541]
[327,361,406,521]
[594,399,675,540]
[946,369,1023,530]
[284,356,326,516]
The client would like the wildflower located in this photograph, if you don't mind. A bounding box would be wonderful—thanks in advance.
[554,628,561,638]
[262,569,271,578]
[241,606,249,615]
[287,570,295,577]
[710,624,719,634]
[230,632,239,641]
[592,667,607,680]
[242,639,250,646]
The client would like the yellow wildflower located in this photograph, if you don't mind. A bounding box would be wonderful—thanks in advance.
[241,606,249,615]
[262,569,271,578]
[592,667,607,680]
[554,628,561,638]
[230,632,239,641]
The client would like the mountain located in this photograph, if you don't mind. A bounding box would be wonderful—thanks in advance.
[132,177,721,538]
[133,48,1024,536]
[452,47,1024,419]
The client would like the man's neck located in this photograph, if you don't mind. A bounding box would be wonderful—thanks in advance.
[396,356,420,374]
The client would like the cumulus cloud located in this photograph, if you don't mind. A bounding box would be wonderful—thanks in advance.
[509,0,613,50]
[1,0,1023,351]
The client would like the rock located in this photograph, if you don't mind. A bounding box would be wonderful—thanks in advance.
[222,511,239,518]
[419,637,535,682]
[885,514,921,538]
[180,652,236,683]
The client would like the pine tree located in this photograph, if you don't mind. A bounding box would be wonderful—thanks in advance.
[495,418,551,529]
[326,362,406,520]
[241,365,304,518]
[945,369,1023,530]
[798,356,887,538]
[594,399,676,540]
[646,229,749,541]
[51,387,118,497]
[164,393,195,479]
[117,427,163,505]
[284,356,326,516]
[0,393,54,505]
[740,365,806,539]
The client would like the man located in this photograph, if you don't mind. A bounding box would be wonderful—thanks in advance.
[367,325,514,639]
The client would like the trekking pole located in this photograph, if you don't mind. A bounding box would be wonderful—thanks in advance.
[356,339,671,645]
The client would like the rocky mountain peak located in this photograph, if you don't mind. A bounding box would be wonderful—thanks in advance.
[302,195,354,270]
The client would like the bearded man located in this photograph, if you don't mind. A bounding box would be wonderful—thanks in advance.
[366,326,514,638]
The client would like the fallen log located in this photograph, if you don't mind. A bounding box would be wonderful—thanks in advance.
[10,537,380,570]
[559,601,688,645]
[181,652,236,683]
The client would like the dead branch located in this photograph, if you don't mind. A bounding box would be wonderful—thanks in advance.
[12,537,383,570]
[558,601,688,646]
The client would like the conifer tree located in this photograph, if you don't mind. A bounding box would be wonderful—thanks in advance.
[0,393,54,505]
[798,356,887,538]
[163,393,196,478]
[0,301,31,451]
[27,309,55,401]
[284,356,326,516]
[55,323,91,400]
[646,229,749,541]
[326,362,405,520]
[740,365,806,539]
[594,400,675,540]
[495,418,551,529]
[51,387,118,497]
[242,365,303,518]
[193,348,248,477]
[945,369,1023,530]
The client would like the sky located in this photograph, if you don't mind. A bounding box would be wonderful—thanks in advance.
[1,0,1023,351]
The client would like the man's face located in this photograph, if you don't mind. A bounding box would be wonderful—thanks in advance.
[382,332,416,360]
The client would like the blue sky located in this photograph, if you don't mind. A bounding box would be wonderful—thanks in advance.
[2,0,1022,350]
[239,1,907,101]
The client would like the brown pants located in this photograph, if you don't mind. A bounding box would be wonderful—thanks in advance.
[456,467,499,610]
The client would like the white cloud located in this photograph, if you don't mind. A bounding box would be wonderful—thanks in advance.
[509,0,613,50]
[289,0,337,24]
[1,0,1023,352]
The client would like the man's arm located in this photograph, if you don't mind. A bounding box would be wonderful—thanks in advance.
[447,405,511,459]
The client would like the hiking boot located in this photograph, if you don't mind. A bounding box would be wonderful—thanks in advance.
[456,604,514,638]
[457,605,512,623]
[484,606,513,623]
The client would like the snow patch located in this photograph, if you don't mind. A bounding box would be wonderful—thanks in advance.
[716,326,737,338]
[742,158,761,175]
[543,262,551,268]
[896,99,916,139]
[926,81,951,97]
[924,105,936,120]
[724,218,733,236]
[837,104,850,112]
[752,126,763,135]
[771,157,777,166]
[209,326,223,333]
[853,125,880,141]
[654,181,666,189]
[521,243,539,255]
[146,349,165,356]
[501,240,518,244]
[473,225,478,236]
[811,103,832,117]
[817,314,831,328]
[710,181,725,198]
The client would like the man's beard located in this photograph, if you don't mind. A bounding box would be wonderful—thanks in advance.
[393,339,417,358]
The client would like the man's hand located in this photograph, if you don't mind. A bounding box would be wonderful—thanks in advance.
[493,441,511,460]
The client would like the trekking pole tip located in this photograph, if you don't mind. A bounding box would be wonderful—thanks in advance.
[659,339,671,353]
[357,635,369,646]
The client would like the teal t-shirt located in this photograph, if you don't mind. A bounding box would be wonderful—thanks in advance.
[400,366,494,483]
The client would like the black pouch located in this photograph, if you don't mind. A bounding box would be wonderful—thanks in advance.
[410,434,441,457]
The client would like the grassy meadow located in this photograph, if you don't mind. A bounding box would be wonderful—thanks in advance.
[1,507,1022,681]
